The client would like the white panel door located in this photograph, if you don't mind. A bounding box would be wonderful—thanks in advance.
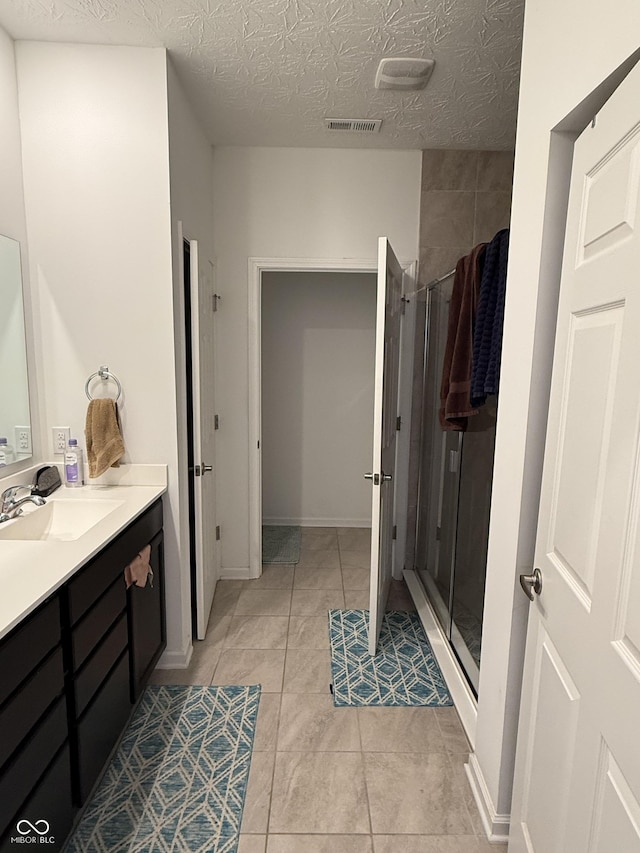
[368,237,403,655]
[509,63,640,852]
[190,245,220,640]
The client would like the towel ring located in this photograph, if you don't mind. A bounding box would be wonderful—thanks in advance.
[85,366,122,402]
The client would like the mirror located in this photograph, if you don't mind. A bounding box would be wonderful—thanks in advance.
[0,234,32,467]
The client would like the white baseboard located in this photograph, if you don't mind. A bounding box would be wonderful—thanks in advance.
[263,516,371,528]
[466,753,511,843]
[220,566,251,580]
[155,644,193,670]
[403,569,477,746]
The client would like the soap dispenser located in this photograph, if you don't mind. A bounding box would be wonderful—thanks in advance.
[64,438,84,487]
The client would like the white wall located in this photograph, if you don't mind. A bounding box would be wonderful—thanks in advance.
[261,271,376,527]
[471,0,640,833]
[15,43,189,662]
[213,147,421,570]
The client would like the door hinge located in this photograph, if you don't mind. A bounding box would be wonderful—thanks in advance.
[215,525,221,541]
[392,525,397,540]
[212,293,221,312]
[396,415,402,431]
[214,414,219,430]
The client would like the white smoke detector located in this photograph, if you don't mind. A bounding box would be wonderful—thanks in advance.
[375,58,435,91]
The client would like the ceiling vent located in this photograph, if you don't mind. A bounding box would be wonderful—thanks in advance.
[375,58,435,91]
[324,118,382,133]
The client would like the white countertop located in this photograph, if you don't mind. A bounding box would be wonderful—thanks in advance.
[0,465,167,641]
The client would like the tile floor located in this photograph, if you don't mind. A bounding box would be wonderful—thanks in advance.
[151,527,502,852]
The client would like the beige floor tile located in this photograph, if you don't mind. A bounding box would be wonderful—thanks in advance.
[241,751,275,834]
[277,693,360,751]
[446,754,486,836]
[212,579,243,608]
[337,528,371,550]
[300,532,338,550]
[344,590,370,610]
[364,752,472,834]
[283,649,332,693]
[373,837,486,852]
[212,649,285,692]
[386,593,417,612]
[235,588,292,616]
[224,615,289,649]
[340,549,371,568]
[268,836,373,852]
[342,566,370,590]
[238,836,266,853]
[243,565,294,589]
[269,752,370,833]
[296,550,341,569]
[287,616,331,649]
[291,588,345,616]
[201,610,233,648]
[358,707,444,753]
[253,693,281,752]
[294,565,343,589]
[434,707,472,755]
[149,643,220,685]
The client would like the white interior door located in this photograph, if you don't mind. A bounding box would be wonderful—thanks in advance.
[509,63,640,852]
[368,237,403,655]
[189,243,220,640]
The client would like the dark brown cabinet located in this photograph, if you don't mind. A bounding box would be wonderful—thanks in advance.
[0,497,165,852]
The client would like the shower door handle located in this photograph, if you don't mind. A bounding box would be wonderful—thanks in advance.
[364,472,392,485]
[519,568,543,601]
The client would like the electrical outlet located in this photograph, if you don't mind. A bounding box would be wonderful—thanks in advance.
[52,426,70,455]
[14,426,32,454]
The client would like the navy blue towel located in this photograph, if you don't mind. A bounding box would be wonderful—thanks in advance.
[471,229,510,407]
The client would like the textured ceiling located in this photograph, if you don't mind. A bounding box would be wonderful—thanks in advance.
[0,0,524,150]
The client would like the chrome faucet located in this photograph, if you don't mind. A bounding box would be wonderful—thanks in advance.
[0,485,46,522]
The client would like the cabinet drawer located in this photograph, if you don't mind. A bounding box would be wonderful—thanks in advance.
[0,646,64,770]
[77,650,131,803]
[72,579,126,672]
[129,531,165,700]
[0,596,60,707]
[0,744,74,853]
[68,499,163,625]
[75,612,128,717]
[0,697,67,840]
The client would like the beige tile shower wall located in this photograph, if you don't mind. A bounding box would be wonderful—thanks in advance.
[405,149,514,569]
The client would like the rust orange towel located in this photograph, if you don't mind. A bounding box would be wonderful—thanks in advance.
[85,398,125,478]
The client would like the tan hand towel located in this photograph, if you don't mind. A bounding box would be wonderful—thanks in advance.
[85,398,125,478]
[124,544,153,589]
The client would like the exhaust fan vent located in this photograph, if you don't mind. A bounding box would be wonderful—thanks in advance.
[325,118,382,133]
[375,58,435,91]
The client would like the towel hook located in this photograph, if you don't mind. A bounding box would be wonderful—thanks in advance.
[85,365,122,402]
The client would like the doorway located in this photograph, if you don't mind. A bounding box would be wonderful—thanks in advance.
[260,270,377,533]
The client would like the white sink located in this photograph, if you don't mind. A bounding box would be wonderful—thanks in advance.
[0,498,125,541]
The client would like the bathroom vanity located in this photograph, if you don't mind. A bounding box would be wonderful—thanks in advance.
[0,480,166,852]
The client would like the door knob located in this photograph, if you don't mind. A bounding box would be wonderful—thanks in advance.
[519,568,542,601]
[201,463,213,474]
[364,472,380,485]
[381,472,392,482]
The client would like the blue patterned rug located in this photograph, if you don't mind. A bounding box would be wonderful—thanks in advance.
[66,685,260,852]
[329,609,453,706]
[262,525,300,564]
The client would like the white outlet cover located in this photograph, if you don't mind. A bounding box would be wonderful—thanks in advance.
[15,426,32,453]
[52,426,70,454]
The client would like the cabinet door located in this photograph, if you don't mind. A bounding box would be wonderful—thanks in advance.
[128,530,165,700]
